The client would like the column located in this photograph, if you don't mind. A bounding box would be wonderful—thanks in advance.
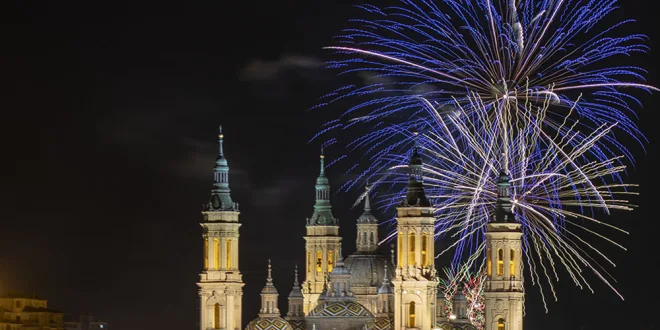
[220,237,226,271]
[504,241,511,278]
[490,245,498,278]
[227,294,235,330]
[401,229,408,268]
[199,295,205,330]
[415,231,422,267]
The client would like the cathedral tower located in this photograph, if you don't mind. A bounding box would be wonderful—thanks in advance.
[356,183,378,253]
[198,126,244,330]
[484,170,524,330]
[302,150,342,314]
[392,140,438,330]
[286,265,305,323]
[259,260,280,317]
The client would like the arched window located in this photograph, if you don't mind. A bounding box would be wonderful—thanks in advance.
[497,318,505,330]
[226,239,232,269]
[408,302,416,327]
[328,250,334,273]
[397,232,404,267]
[363,232,368,245]
[316,250,322,274]
[369,232,374,244]
[486,247,492,276]
[214,238,220,270]
[203,238,209,270]
[510,249,515,276]
[408,233,415,266]
[214,303,220,329]
[421,233,428,267]
[497,248,504,276]
[307,252,311,275]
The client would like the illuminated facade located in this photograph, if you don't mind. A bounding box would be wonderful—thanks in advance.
[197,126,244,330]
[483,171,524,330]
[0,295,64,330]
[193,129,526,330]
[391,146,439,330]
[301,151,342,314]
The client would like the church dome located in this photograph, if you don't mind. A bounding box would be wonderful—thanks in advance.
[344,254,394,287]
[366,317,393,330]
[245,317,293,330]
[308,300,373,317]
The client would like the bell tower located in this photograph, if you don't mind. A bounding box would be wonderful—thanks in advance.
[302,150,342,314]
[484,170,524,330]
[392,137,438,330]
[197,125,244,330]
[356,183,379,253]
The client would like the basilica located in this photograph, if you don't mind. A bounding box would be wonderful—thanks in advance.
[197,126,524,330]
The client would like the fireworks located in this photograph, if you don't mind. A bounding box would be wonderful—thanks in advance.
[313,0,652,310]
[315,0,657,167]
[353,92,635,309]
[438,266,487,329]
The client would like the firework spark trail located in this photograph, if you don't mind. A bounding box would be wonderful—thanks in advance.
[314,0,657,173]
[352,92,635,308]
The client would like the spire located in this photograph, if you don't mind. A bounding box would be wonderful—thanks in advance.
[205,125,237,211]
[308,149,337,226]
[402,130,430,207]
[378,263,393,294]
[288,265,303,298]
[320,147,325,176]
[357,182,378,224]
[294,264,299,287]
[259,259,280,317]
[261,259,277,294]
[364,181,371,211]
[494,169,514,222]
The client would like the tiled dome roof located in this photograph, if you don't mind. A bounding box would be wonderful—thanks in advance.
[308,301,373,317]
[245,317,292,330]
[366,317,394,330]
[286,320,305,330]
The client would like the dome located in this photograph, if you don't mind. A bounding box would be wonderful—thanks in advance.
[246,317,292,330]
[366,317,393,330]
[357,209,378,224]
[344,253,394,287]
[308,301,373,317]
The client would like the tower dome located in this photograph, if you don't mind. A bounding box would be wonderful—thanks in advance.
[246,260,293,330]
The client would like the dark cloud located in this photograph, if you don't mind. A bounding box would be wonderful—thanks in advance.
[238,54,324,81]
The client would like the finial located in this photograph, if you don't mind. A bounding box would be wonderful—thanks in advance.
[267,259,273,281]
[218,124,225,157]
[364,182,371,212]
[390,243,395,266]
[383,263,389,283]
[294,264,299,286]
[319,148,325,175]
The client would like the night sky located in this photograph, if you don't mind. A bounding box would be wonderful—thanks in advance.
[0,1,657,330]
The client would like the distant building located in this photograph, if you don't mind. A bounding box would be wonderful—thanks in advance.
[63,313,107,330]
[0,295,64,330]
